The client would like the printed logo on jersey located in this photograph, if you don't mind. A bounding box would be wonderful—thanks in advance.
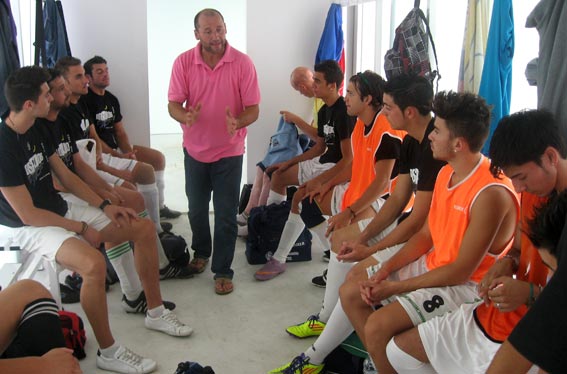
[410,168,419,189]
[80,119,90,135]
[323,121,336,145]
[24,153,46,185]
[95,109,115,130]
[57,141,73,168]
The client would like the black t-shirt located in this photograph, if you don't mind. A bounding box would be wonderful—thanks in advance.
[0,122,68,227]
[317,96,356,164]
[374,133,402,179]
[59,100,91,143]
[508,249,567,373]
[36,117,78,173]
[81,88,122,149]
[398,118,446,193]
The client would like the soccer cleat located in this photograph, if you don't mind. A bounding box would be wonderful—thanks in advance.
[160,205,182,219]
[254,258,286,281]
[145,309,193,337]
[159,262,194,280]
[268,353,324,374]
[322,250,330,262]
[122,291,176,313]
[311,269,327,288]
[286,315,326,338]
[96,345,157,374]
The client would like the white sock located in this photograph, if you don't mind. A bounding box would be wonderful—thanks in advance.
[155,170,165,209]
[386,338,436,373]
[147,304,166,318]
[304,301,353,365]
[310,221,331,251]
[107,242,143,301]
[267,190,286,206]
[100,342,120,357]
[138,183,160,228]
[319,251,354,322]
[272,213,305,263]
[156,235,170,269]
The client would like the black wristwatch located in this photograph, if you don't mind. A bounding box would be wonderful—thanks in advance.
[98,199,112,211]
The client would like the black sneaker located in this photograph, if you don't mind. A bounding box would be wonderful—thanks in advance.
[121,291,176,313]
[322,250,330,262]
[159,262,194,280]
[311,269,327,288]
[160,221,173,232]
[160,205,182,219]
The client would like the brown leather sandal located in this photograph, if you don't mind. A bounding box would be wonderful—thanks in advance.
[214,278,234,295]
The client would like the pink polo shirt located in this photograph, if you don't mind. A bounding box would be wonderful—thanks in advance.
[168,42,261,163]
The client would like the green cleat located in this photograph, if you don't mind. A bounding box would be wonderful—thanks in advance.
[268,353,324,374]
[286,315,326,338]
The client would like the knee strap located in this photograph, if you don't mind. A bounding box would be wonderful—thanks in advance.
[299,196,326,228]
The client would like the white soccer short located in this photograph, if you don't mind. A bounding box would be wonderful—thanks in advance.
[100,153,137,172]
[366,254,481,326]
[331,184,388,217]
[357,217,398,247]
[418,302,540,374]
[297,157,334,185]
[0,202,111,261]
[75,139,126,186]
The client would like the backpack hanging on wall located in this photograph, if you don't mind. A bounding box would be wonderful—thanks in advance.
[384,0,440,88]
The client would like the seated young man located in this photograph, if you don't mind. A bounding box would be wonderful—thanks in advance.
[338,91,520,374]
[256,71,405,281]
[0,66,192,374]
[387,190,548,374]
[55,57,173,241]
[252,60,355,276]
[41,68,191,280]
[237,66,321,237]
[285,74,446,340]
[82,55,180,220]
[0,280,81,374]
[486,110,567,374]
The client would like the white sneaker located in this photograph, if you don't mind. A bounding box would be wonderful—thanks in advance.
[145,309,193,337]
[96,345,157,374]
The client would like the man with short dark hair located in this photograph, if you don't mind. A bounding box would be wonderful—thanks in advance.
[168,8,261,294]
[486,109,567,374]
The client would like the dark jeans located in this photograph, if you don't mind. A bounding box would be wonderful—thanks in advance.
[184,150,242,279]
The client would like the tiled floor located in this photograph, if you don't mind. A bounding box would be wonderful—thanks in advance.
[66,134,328,373]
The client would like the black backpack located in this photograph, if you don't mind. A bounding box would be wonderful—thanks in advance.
[160,232,190,267]
[245,201,312,265]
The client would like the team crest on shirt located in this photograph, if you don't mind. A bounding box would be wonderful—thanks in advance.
[410,168,419,187]
[24,153,46,185]
[323,122,335,144]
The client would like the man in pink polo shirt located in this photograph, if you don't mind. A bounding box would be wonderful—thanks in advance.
[167,8,261,295]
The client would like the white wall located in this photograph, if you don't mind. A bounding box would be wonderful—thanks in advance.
[246,0,331,181]
[60,1,150,147]
[147,0,247,135]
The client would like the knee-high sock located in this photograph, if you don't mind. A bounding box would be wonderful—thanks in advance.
[139,210,168,268]
[155,170,165,209]
[319,251,355,322]
[267,190,286,206]
[304,301,354,365]
[310,221,331,250]
[107,242,143,300]
[386,338,436,373]
[2,298,65,358]
[138,183,160,229]
[272,213,305,264]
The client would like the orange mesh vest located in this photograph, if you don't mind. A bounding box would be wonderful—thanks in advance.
[341,113,406,210]
[426,156,520,283]
[474,193,548,342]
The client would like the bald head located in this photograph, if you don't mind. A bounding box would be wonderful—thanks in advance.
[290,67,314,98]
